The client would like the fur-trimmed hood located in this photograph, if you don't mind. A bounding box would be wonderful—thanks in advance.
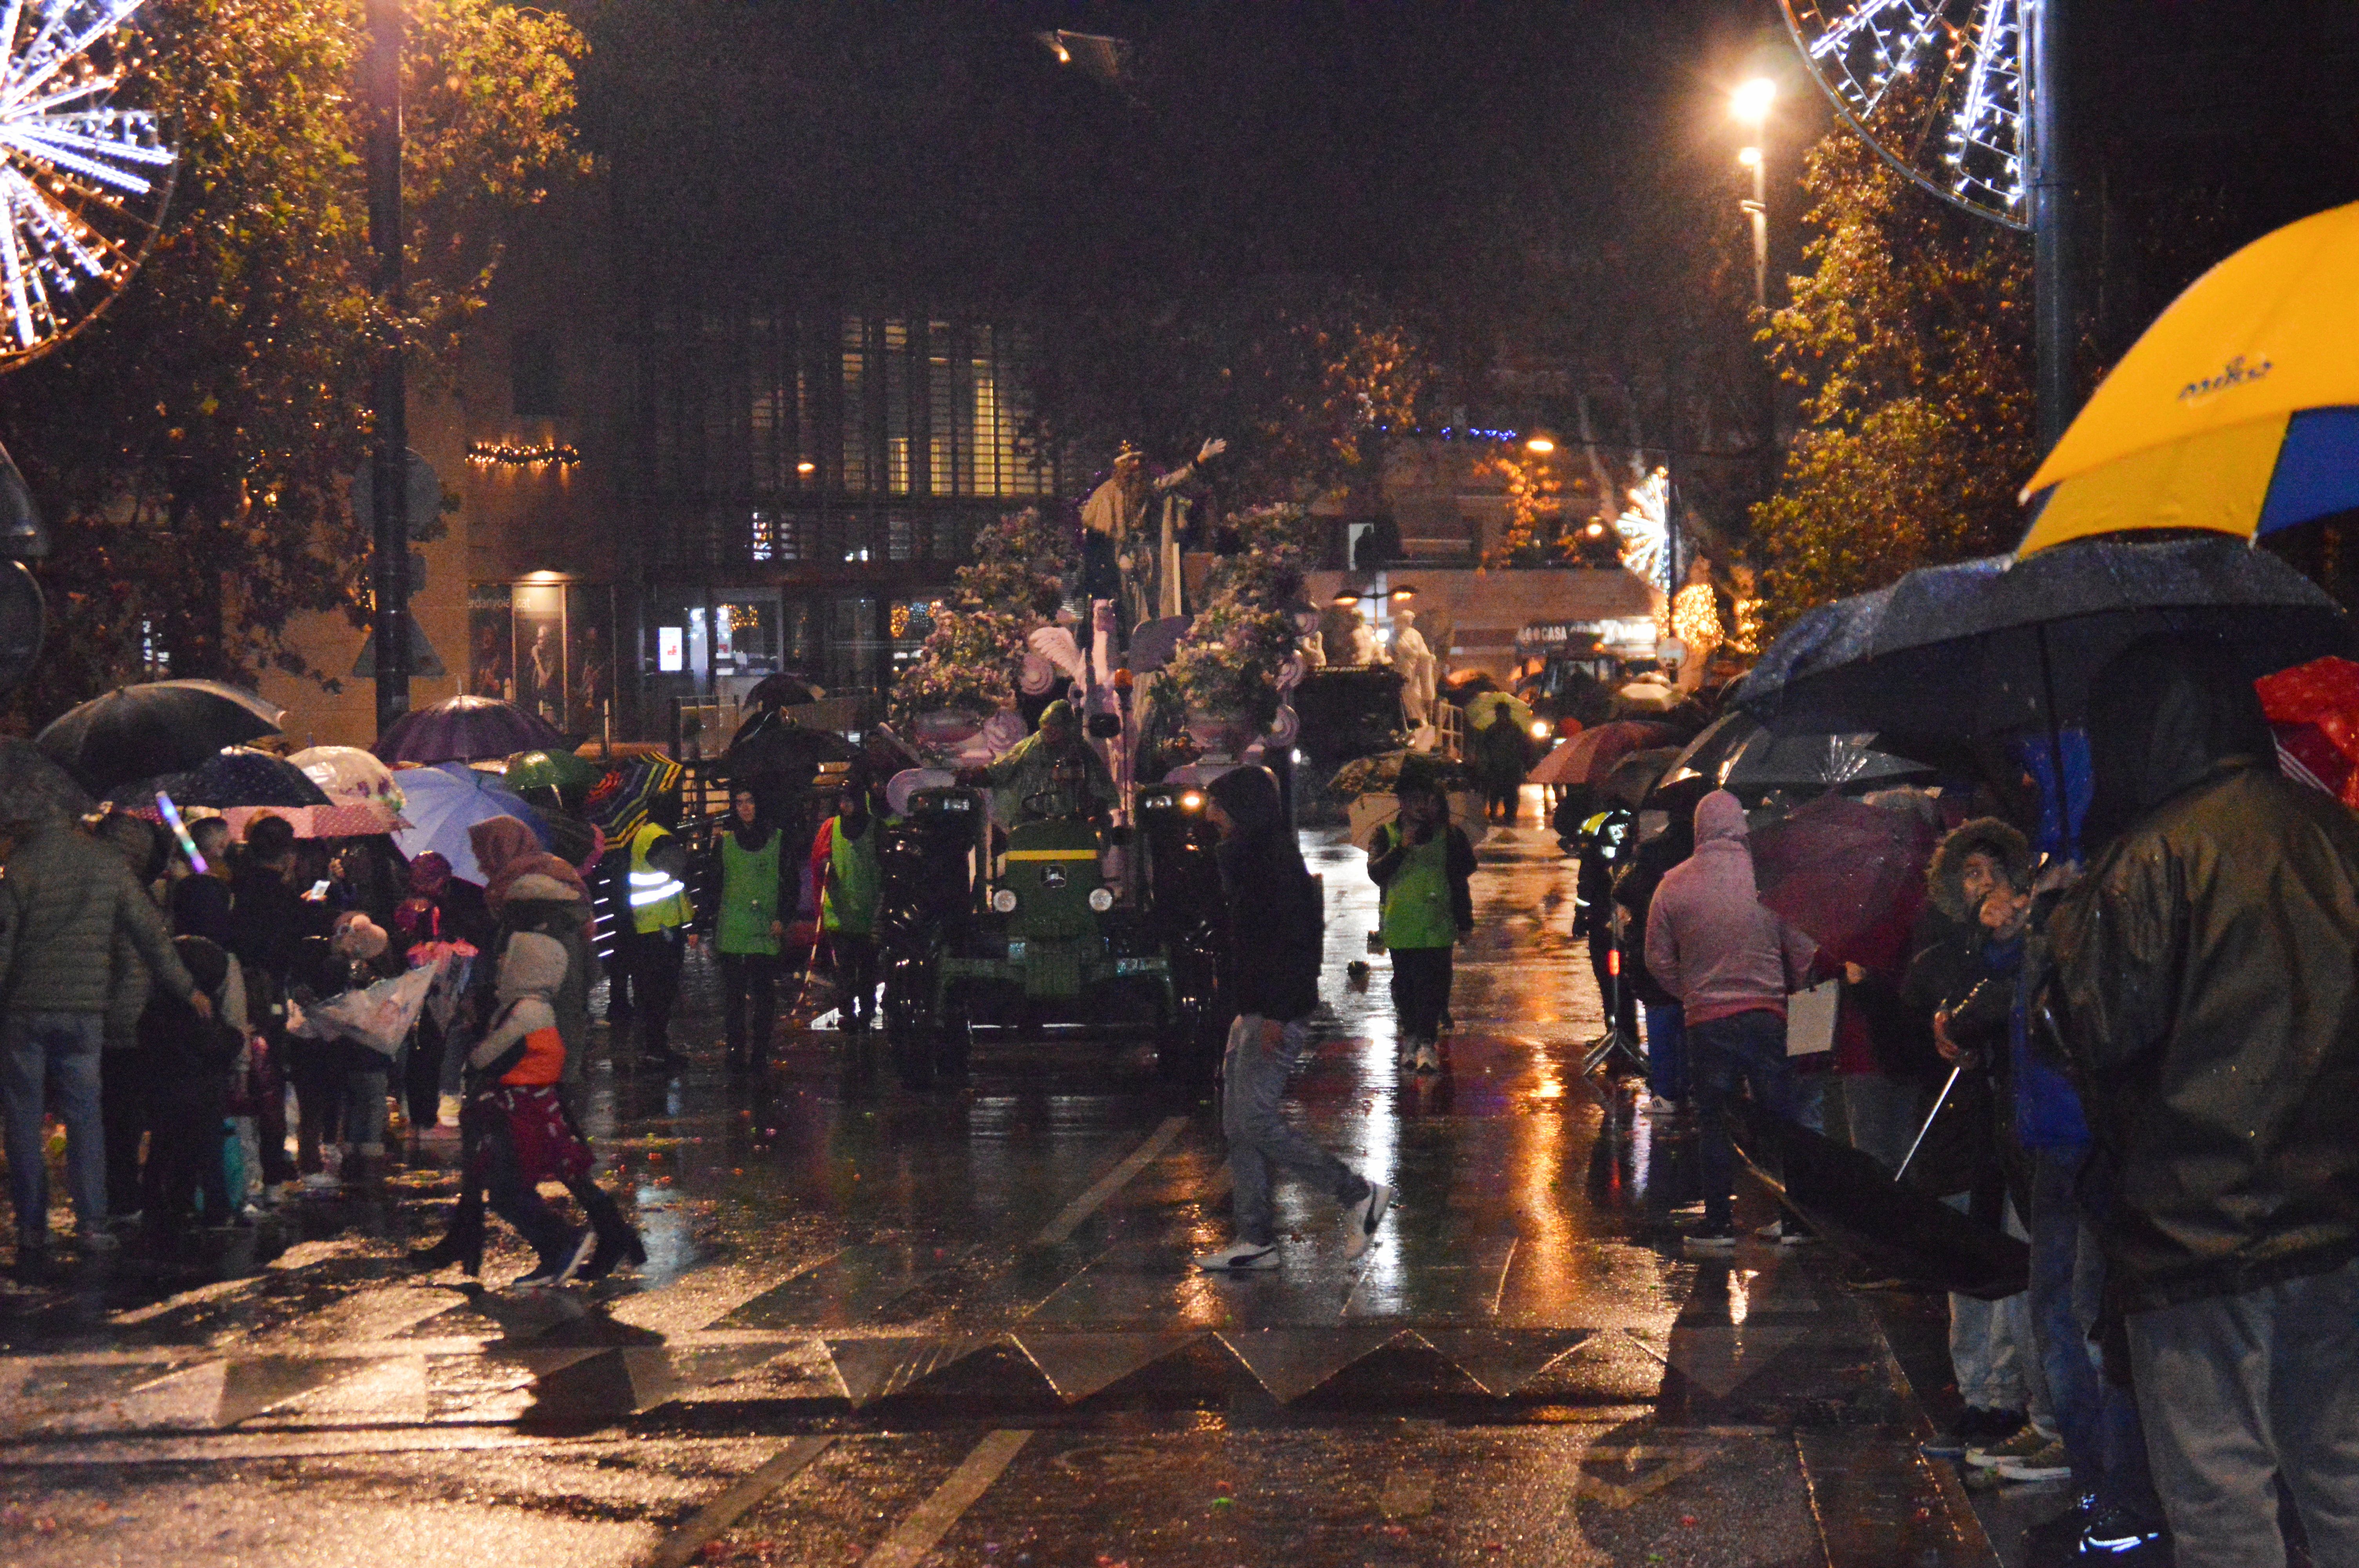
[1926,817,2031,920]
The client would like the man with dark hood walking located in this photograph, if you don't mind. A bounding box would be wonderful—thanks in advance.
[1193,765,1392,1271]
[2046,634,2359,1568]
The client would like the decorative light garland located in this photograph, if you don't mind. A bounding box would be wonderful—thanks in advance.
[467,440,581,468]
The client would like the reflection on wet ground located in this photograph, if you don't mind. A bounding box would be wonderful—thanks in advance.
[0,793,2008,1566]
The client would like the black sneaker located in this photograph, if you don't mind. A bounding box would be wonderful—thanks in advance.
[2022,1494,2097,1563]
[2075,1505,2166,1562]
[1925,1406,2025,1459]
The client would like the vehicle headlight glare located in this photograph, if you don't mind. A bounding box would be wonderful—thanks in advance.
[1088,887,1114,912]
[991,887,1018,914]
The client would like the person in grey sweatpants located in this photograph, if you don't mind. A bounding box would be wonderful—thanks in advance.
[1192,766,1392,1271]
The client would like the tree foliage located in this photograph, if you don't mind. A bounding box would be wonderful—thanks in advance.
[1748,130,2034,638]
[888,506,1075,722]
[0,0,585,724]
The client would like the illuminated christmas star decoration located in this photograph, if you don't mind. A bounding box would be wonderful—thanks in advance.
[1615,467,1671,594]
[0,0,177,366]
[1781,0,2026,229]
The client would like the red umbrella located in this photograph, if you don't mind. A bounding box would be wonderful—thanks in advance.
[2257,655,2359,809]
[1526,719,1678,787]
[1748,793,1937,975]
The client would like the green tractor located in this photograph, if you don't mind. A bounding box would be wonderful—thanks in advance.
[876,781,1223,1088]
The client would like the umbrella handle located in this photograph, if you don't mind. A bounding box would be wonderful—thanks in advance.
[1893,1063,1964,1185]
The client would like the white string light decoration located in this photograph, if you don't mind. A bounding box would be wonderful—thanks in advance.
[1780,0,2027,229]
[0,0,177,366]
[1616,466,1672,595]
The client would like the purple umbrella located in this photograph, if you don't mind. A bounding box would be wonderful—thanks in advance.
[374,695,567,765]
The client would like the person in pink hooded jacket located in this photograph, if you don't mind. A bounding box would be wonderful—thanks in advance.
[1645,789,1821,1253]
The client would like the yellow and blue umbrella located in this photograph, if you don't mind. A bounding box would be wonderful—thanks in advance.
[2019,201,2359,554]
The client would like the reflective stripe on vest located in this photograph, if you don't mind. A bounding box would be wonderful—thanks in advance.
[627,823,691,933]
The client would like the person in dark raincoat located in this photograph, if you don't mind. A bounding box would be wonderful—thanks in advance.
[2045,633,2359,1568]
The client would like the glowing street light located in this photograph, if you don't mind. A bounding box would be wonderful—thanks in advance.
[1737,145,1763,169]
[1731,77,1776,128]
[1524,434,1556,455]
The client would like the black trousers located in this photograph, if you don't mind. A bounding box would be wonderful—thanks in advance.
[143,1075,229,1225]
[101,1045,149,1215]
[718,951,777,1062]
[830,932,879,1028]
[622,926,685,1056]
[1390,946,1454,1043]
[1585,927,1639,1039]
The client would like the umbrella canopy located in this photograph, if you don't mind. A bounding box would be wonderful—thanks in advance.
[1465,690,1535,734]
[745,671,825,710]
[583,753,684,843]
[374,694,567,765]
[503,747,602,800]
[0,738,91,822]
[168,747,332,809]
[390,763,550,887]
[37,679,284,794]
[1749,792,1937,975]
[725,710,858,784]
[1598,746,1679,809]
[2021,201,2359,554]
[1723,731,1936,793]
[2256,655,2359,809]
[1652,710,1761,792]
[1735,534,2349,746]
[1527,719,1679,788]
[290,745,403,810]
[1732,1100,2028,1300]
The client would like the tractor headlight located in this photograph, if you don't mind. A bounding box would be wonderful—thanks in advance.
[991,887,1018,914]
[1530,720,1552,740]
[1088,887,1114,913]
[1180,790,1204,812]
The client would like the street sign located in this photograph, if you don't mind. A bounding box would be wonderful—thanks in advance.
[353,617,446,679]
[349,447,442,539]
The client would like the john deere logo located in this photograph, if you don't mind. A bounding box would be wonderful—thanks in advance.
[2178,354,2272,403]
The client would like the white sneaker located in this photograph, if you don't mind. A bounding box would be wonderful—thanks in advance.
[1411,1044,1441,1074]
[1345,1182,1395,1259]
[1194,1240,1281,1272]
[1755,1219,1815,1245]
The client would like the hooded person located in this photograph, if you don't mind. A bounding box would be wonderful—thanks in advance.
[467,815,599,1110]
[963,698,1116,825]
[1193,766,1393,1271]
[399,848,498,1133]
[1643,789,1821,1253]
[2043,633,2359,1567]
[707,784,798,1069]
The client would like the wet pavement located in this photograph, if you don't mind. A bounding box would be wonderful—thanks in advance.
[0,795,2022,1566]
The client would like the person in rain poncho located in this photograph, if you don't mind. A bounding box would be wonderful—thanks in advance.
[961,699,1116,826]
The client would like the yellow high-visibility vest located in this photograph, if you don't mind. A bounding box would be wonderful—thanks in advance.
[626,822,691,934]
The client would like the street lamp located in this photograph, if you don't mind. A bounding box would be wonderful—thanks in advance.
[1732,78,1774,314]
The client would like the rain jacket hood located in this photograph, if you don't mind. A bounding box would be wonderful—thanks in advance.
[469,815,589,913]
[2083,632,2272,847]
[1643,791,1816,1026]
[2047,635,2359,1310]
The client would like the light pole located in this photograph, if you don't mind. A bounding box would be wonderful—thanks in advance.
[1732,78,1775,315]
[365,0,411,736]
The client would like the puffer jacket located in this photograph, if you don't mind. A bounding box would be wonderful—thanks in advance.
[1644,791,1815,1026]
[2047,636,2359,1312]
[0,815,195,1017]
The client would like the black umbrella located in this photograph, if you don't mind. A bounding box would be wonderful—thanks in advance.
[1723,731,1936,792]
[1730,1099,2028,1299]
[37,680,285,795]
[1736,534,2351,748]
[1599,746,1679,808]
[726,708,857,783]
[169,747,333,809]
[745,671,825,710]
[1652,710,1761,792]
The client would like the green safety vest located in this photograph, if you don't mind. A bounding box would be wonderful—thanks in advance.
[627,822,691,934]
[1377,824,1456,951]
[716,830,783,955]
[821,817,881,936]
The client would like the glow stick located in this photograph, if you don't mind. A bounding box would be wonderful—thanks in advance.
[155,791,205,875]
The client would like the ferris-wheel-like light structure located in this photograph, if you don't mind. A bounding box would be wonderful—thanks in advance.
[0,0,176,367]
[1780,0,2027,230]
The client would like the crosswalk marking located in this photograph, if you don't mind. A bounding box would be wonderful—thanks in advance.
[863,1429,1032,1568]
[651,1435,835,1568]
[1031,1116,1189,1247]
